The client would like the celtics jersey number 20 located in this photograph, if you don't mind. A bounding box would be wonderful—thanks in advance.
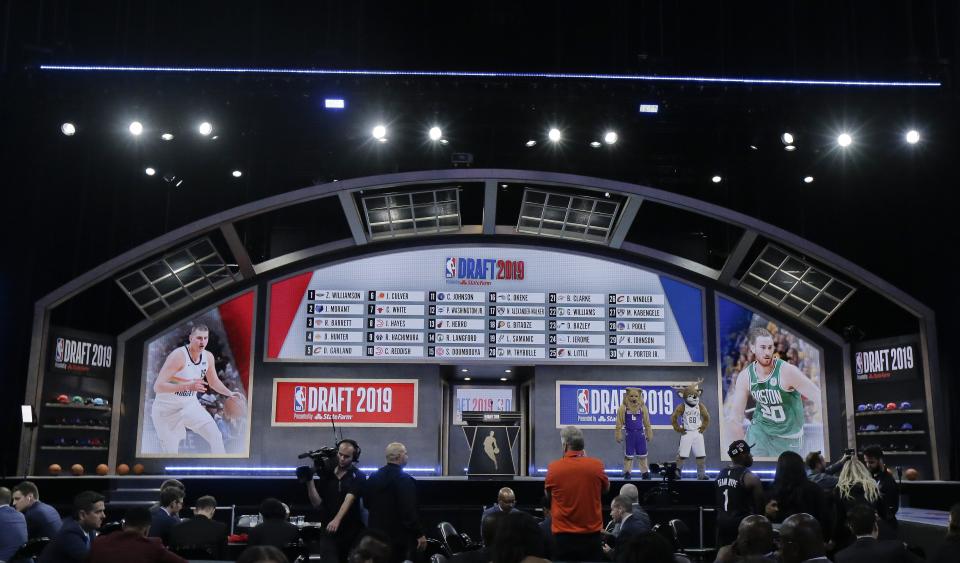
[748,359,803,437]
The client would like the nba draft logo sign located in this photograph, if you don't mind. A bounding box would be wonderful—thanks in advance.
[444,256,525,285]
[50,330,114,376]
[576,389,590,414]
[854,337,919,382]
[273,379,418,427]
[294,386,307,413]
[557,381,681,428]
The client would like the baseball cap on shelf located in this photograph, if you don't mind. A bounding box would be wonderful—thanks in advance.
[728,440,754,457]
[857,404,867,412]
[900,401,912,410]
[56,394,70,404]
[71,395,84,404]
[885,402,897,411]
[901,422,914,431]
[92,397,107,406]
[873,403,885,411]
[863,404,874,411]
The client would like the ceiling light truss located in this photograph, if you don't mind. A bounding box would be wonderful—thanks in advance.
[516,188,620,244]
[115,237,239,319]
[738,244,855,326]
[361,187,462,239]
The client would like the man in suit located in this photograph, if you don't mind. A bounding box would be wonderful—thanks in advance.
[149,486,184,545]
[480,487,516,540]
[363,442,427,563]
[611,484,651,536]
[247,498,300,550]
[38,490,105,563]
[12,481,62,540]
[88,506,187,563]
[835,504,917,563]
[168,495,227,559]
[0,487,28,562]
[602,495,645,559]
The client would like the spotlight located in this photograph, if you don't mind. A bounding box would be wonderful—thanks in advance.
[145,167,156,176]
[837,133,852,147]
[803,176,814,184]
[198,122,213,136]
[377,137,388,143]
[712,175,722,183]
[61,123,76,136]
[504,369,512,373]
[905,130,920,144]
[439,139,449,145]
[548,128,561,142]
[232,170,242,178]
[748,145,758,150]
[525,139,537,147]
[603,131,618,145]
[500,377,509,381]
[175,179,184,188]
[372,125,387,140]
[590,141,602,148]
[128,121,144,136]
[161,133,174,141]
[781,132,794,145]
[463,377,471,381]
[324,98,346,109]
[460,368,469,373]
[784,145,796,151]
[428,127,442,141]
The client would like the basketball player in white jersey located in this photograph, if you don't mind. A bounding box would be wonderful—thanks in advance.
[151,324,240,454]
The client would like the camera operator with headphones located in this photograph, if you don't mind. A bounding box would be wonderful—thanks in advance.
[300,439,366,563]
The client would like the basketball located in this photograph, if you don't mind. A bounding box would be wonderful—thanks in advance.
[48,463,62,475]
[224,394,246,421]
[133,463,145,475]
[71,464,84,476]
[905,468,920,480]
[117,463,130,475]
[96,464,109,475]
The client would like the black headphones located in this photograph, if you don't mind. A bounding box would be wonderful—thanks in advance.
[336,439,361,463]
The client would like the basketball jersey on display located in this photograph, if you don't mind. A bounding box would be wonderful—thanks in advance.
[748,359,804,436]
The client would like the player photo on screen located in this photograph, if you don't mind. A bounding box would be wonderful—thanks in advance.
[137,291,254,457]
[718,296,826,461]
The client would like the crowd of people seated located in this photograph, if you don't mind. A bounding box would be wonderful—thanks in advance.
[1,432,958,563]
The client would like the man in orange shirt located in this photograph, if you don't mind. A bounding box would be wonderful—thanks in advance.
[545,425,610,561]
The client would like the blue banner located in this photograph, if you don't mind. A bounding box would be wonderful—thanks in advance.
[556,381,684,428]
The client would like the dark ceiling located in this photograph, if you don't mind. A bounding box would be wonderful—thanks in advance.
[1,1,959,475]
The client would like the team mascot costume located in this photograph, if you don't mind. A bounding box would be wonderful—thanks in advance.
[615,387,653,479]
[671,379,710,480]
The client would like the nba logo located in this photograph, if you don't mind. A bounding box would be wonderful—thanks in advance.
[854,352,863,375]
[445,257,457,278]
[55,338,64,363]
[294,386,306,413]
[577,389,590,414]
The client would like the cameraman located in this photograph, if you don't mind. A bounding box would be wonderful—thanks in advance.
[304,440,366,563]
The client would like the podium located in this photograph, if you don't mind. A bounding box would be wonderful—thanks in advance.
[462,411,521,478]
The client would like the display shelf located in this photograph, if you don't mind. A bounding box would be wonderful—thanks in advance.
[856,431,926,436]
[42,425,110,431]
[882,451,928,456]
[43,402,110,411]
[39,446,108,451]
[854,409,923,416]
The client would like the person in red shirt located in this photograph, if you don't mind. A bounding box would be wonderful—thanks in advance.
[88,506,187,563]
[545,425,610,561]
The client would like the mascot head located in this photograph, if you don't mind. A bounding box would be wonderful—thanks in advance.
[623,387,642,411]
[677,379,704,408]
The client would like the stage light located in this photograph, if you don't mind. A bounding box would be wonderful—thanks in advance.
[145,167,156,176]
[781,132,794,144]
[232,170,242,178]
[198,122,213,136]
[784,145,796,151]
[504,369,512,373]
[525,139,537,147]
[128,121,143,136]
[439,139,449,145]
[460,368,469,373]
[324,98,346,109]
[837,133,852,147]
[463,377,471,381]
[749,145,758,150]
[428,126,442,141]
[803,176,814,184]
[548,128,561,142]
[590,141,602,148]
[603,131,618,145]
[175,179,184,188]
[712,175,722,183]
[500,377,508,381]
[21,405,35,425]
[372,124,387,140]
[905,129,920,144]
[638,103,659,114]
[161,132,174,141]
[61,122,76,136]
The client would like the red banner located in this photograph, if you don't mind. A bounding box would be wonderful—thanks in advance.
[272,379,418,427]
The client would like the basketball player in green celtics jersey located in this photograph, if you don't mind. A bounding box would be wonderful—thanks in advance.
[724,327,821,458]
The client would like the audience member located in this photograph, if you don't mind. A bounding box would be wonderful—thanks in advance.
[863,446,900,532]
[38,490,105,563]
[480,487,516,539]
[613,483,651,536]
[363,442,426,562]
[167,494,227,559]
[149,486,184,545]
[833,457,889,548]
[149,480,186,510]
[614,531,675,563]
[348,531,393,563]
[779,513,829,563]
[930,502,960,563]
[716,440,764,546]
[545,425,610,561]
[248,498,300,550]
[238,545,290,563]
[0,486,28,563]
[538,494,555,558]
[715,515,776,563]
[806,451,846,489]
[602,495,646,559]
[492,510,549,563]
[454,511,503,563]
[87,505,186,563]
[12,481,62,539]
[765,451,830,527]
[834,503,914,563]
